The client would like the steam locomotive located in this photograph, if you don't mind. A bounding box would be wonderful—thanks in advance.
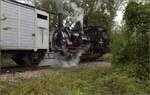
[52,26,108,60]
[0,0,108,66]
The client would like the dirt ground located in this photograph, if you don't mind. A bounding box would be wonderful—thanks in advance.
[0,61,111,82]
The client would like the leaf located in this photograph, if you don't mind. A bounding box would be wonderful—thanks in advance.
[0,14,7,21]
[2,27,11,30]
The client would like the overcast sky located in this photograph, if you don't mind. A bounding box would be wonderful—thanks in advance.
[114,1,127,26]
[114,8,124,26]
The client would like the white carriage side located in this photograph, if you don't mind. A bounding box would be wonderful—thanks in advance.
[0,0,49,51]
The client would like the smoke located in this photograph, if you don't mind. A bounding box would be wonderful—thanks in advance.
[55,44,90,67]
[56,50,84,67]
[54,0,84,28]
[70,2,84,29]
[39,50,84,67]
[39,44,91,67]
[57,44,91,67]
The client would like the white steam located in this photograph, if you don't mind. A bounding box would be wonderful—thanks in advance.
[56,50,84,67]
[70,2,84,28]
[39,49,85,67]
[39,44,91,67]
[55,0,84,28]
[55,44,90,67]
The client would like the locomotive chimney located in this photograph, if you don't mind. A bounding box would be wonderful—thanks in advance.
[58,13,63,30]
[55,0,63,30]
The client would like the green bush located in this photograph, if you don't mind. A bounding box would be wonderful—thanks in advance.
[110,30,132,64]
[94,72,149,95]
[0,54,16,66]
[124,1,150,34]
[110,1,150,80]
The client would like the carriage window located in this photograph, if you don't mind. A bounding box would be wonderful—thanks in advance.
[37,14,47,20]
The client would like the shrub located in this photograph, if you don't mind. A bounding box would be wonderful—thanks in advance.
[110,1,150,80]
[94,72,148,95]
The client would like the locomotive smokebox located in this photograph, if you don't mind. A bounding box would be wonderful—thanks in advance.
[58,13,63,30]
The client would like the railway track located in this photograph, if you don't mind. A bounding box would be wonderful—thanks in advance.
[0,65,51,75]
[0,57,106,75]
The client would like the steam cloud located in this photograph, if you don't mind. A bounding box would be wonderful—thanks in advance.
[39,49,86,67]
[55,0,84,29]
[70,2,84,29]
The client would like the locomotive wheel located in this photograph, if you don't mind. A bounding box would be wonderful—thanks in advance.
[12,53,45,66]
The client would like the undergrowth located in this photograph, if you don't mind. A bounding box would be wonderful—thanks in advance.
[1,66,149,95]
[0,54,16,66]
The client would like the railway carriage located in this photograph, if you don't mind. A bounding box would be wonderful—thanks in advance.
[0,0,50,65]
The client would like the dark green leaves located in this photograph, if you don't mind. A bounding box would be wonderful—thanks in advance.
[124,1,150,34]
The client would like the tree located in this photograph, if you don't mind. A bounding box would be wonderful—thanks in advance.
[79,0,124,32]
[124,0,150,34]
[36,0,124,32]
[110,1,150,80]
[35,0,58,30]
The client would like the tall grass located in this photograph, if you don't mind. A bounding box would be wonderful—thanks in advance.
[1,66,149,95]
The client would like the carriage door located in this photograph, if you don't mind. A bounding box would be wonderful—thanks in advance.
[36,10,49,49]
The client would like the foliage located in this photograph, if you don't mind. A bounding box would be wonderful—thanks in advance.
[35,0,57,30]
[103,53,112,61]
[0,54,16,66]
[35,0,124,32]
[124,1,150,34]
[0,15,11,30]
[1,66,150,95]
[110,29,132,64]
[83,0,116,32]
[110,1,150,80]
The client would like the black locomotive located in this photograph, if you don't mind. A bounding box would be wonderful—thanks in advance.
[82,27,108,60]
[52,25,108,60]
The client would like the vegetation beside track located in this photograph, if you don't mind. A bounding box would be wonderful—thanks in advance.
[0,54,16,66]
[0,65,150,95]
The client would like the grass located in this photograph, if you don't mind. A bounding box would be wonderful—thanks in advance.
[0,54,16,66]
[103,53,112,61]
[0,65,150,95]
[48,65,63,71]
